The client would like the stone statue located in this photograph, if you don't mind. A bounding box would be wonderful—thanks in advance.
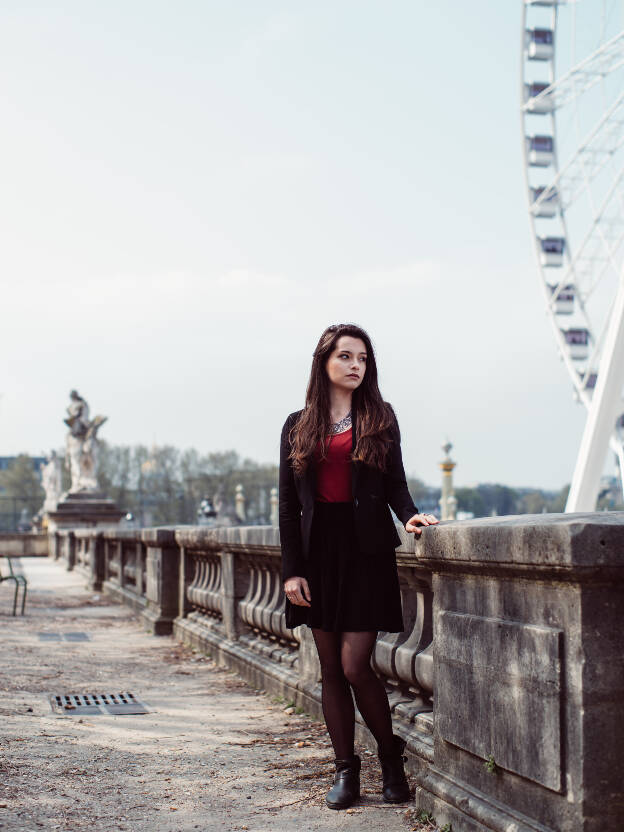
[41,451,63,512]
[64,390,108,493]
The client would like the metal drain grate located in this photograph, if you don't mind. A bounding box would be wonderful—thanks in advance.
[49,692,150,715]
[38,632,91,642]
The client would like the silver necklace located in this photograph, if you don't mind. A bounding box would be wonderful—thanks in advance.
[330,411,352,434]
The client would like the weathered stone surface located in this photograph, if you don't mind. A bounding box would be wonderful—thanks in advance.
[418,511,624,575]
[47,491,123,531]
[0,533,48,556]
[175,524,280,553]
[141,527,179,635]
[436,611,562,791]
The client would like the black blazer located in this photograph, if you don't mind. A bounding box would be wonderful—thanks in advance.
[279,403,418,581]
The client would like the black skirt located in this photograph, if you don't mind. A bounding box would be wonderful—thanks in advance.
[285,500,404,633]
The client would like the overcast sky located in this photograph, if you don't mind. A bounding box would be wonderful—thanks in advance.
[2,1,600,490]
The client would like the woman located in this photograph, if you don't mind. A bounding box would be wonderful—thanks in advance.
[279,323,438,811]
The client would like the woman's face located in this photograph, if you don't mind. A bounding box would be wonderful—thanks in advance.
[325,335,367,393]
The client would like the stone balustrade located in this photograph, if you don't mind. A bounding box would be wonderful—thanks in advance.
[46,512,624,832]
[0,533,48,557]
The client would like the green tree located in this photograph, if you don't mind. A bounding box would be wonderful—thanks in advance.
[0,455,44,501]
[547,484,569,513]
[476,484,518,516]
[517,490,547,514]
[455,487,486,518]
[0,455,45,530]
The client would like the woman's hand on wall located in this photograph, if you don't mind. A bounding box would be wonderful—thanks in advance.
[405,513,439,536]
[284,576,312,606]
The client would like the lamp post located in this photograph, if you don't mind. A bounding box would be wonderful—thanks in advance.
[439,439,457,521]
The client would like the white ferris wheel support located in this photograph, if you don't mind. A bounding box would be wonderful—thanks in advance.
[566,271,624,510]
[521,0,624,511]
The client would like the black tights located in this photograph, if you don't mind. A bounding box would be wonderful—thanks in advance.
[311,629,395,760]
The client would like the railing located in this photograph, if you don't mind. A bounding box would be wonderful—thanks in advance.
[101,529,148,611]
[175,528,302,678]
[0,533,48,557]
[47,512,624,832]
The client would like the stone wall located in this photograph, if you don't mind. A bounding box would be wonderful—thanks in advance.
[50,512,624,832]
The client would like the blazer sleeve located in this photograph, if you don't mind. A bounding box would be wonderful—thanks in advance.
[279,413,306,582]
[384,410,419,526]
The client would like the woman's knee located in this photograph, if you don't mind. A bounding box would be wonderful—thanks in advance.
[341,659,375,688]
[319,657,348,685]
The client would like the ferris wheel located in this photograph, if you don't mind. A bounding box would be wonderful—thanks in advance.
[521,0,624,510]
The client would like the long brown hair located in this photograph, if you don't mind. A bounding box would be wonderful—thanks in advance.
[289,324,395,475]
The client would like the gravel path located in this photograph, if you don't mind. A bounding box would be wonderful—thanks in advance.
[0,557,422,832]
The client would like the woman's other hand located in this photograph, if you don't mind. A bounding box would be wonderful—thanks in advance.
[284,576,312,607]
[405,513,439,536]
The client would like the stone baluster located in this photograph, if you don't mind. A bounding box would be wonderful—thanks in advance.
[186,552,222,619]
[123,541,136,588]
[237,554,298,666]
[187,555,206,609]
[238,558,266,631]
[206,554,223,614]
[393,572,434,720]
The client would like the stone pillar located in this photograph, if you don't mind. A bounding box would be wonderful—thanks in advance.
[414,511,624,832]
[88,532,104,591]
[116,540,124,587]
[141,528,180,635]
[48,531,60,561]
[135,541,144,598]
[220,550,250,641]
[65,531,76,571]
[270,487,279,527]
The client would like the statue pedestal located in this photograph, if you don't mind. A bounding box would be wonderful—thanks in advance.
[47,491,124,531]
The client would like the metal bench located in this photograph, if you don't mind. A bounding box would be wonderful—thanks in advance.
[0,557,27,615]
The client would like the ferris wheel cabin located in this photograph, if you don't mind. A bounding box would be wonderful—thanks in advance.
[539,236,565,267]
[562,328,590,361]
[526,28,554,61]
[524,82,554,113]
[548,283,574,314]
[526,135,554,167]
[530,186,558,217]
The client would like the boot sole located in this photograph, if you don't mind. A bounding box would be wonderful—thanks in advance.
[382,793,411,804]
[325,793,360,810]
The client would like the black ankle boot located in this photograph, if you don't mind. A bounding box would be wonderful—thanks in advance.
[378,734,411,803]
[325,755,361,810]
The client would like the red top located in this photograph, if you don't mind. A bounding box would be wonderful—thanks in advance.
[314,427,353,502]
